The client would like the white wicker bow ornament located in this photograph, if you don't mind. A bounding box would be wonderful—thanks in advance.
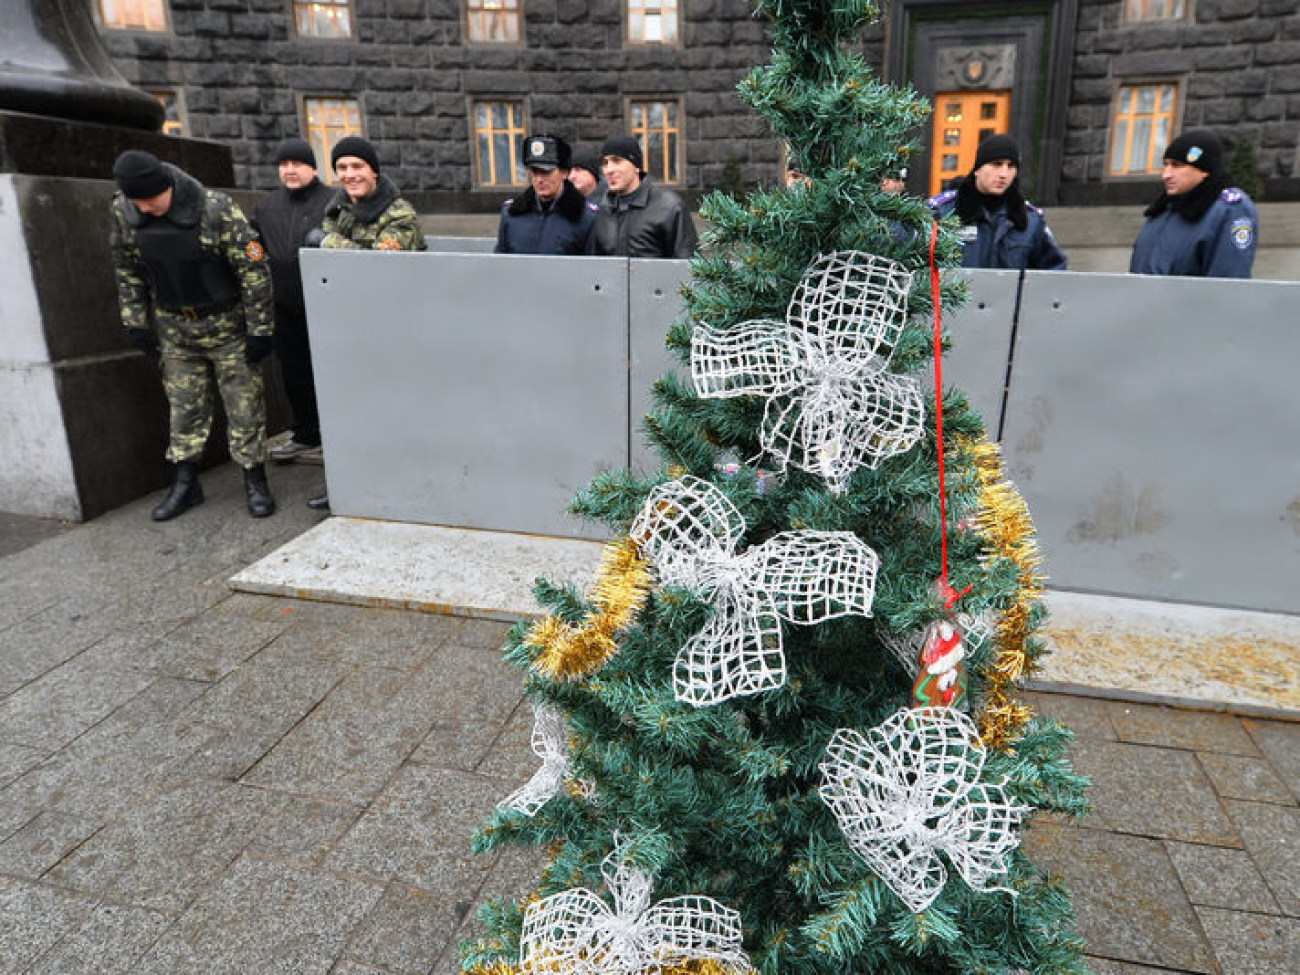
[499,703,595,817]
[631,476,879,707]
[691,250,924,494]
[819,707,1031,913]
[519,843,750,974]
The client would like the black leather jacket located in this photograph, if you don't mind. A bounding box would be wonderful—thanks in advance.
[593,177,698,259]
[252,178,335,314]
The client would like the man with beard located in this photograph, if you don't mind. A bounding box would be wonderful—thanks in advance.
[253,137,335,465]
[928,134,1066,270]
[494,134,597,254]
[1130,129,1257,278]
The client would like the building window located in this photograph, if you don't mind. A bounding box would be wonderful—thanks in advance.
[148,90,186,136]
[294,0,354,39]
[466,0,521,43]
[97,0,168,31]
[474,99,527,186]
[304,97,364,183]
[927,91,1011,195]
[1109,83,1178,176]
[1124,0,1185,21]
[628,0,679,44]
[630,99,682,184]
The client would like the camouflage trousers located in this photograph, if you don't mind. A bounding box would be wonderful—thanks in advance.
[160,335,266,467]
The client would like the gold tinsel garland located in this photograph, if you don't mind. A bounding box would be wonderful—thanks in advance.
[964,436,1046,751]
[525,537,652,682]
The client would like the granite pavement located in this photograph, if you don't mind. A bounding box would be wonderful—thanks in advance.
[0,461,1296,973]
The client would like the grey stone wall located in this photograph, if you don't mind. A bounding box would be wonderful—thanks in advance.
[100,0,822,207]
[1064,0,1300,203]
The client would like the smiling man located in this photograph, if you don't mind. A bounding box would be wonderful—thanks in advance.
[928,134,1066,270]
[317,136,426,253]
[1130,129,1258,279]
[494,134,597,255]
[592,134,698,259]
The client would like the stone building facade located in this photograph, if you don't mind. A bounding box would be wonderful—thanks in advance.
[94,0,1299,208]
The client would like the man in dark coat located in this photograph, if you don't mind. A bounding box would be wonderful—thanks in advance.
[1129,129,1258,279]
[592,135,698,259]
[494,134,597,255]
[928,134,1067,271]
[252,137,335,464]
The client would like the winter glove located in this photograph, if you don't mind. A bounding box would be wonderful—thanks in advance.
[126,327,160,358]
[244,334,274,366]
[303,227,326,248]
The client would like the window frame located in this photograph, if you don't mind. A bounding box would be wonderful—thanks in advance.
[470,96,529,189]
[625,0,681,46]
[1106,80,1182,179]
[290,0,356,41]
[463,0,524,45]
[627,96,685,186]
[300,94,366,184]
[1121,0,1189,25]
[94,0,171,33]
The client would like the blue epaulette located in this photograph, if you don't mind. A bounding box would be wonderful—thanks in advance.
[1220,187,1245,203]
[502,199,514,209]
[927,188,956,208]
[585,200,599,212]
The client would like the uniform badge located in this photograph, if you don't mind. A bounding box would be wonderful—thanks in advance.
[1230,218,1254,250]
[530,139,546,158]
[375,238,402,251]
[246,241,265,261]
[1186,146,1203,163]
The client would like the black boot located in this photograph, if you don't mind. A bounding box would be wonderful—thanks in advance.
[151,461,204,522]
[243,463,277,518]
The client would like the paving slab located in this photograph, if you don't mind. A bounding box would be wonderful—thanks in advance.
[1165,840,1283,914]
[1225,800,1300,917]
[0,876,98,973]
[24,902,173,975]
[1196,907,1300,975]
[1243,719,1300,803]
[1197,752,1296,806]
[229,517,604,621]
[340,883,466,975]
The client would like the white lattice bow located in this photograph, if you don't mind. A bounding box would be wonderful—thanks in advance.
[631,476,878,706]
[520,844,750,974]
[692,250,924,493]
[499,703,595,817]
[819,707,1031,913]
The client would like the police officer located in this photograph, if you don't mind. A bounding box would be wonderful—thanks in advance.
[252,137,335,464]
[109,150,277,521]
[1130,129,1257,279]
[495,134,597,255]
[568,149,603,199]
[928,134,1067,271]
[315,137,427,252]
[593,135,698,259]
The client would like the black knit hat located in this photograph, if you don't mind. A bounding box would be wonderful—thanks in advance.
[1163,129,1225,176]
[973,134,1020,171]
[330,136,380,174]
[112,150,173,199]
[274,137,316,168]
[570,149,600,179]
[600,135,644,173]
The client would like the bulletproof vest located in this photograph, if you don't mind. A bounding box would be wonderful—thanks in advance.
[134,210,240,309]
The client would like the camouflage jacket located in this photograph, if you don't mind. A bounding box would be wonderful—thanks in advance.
[110,164,273,348]
[320,175,427,251]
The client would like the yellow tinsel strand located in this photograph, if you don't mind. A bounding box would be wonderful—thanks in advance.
[527,537,652,682]
[961,436,1047,749]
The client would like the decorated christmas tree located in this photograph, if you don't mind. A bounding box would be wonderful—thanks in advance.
[462,0,1089,972]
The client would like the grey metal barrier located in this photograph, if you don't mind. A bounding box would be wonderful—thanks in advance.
[302,251,1299,614]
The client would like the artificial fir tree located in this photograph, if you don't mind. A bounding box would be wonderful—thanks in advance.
[462,0,1090,972]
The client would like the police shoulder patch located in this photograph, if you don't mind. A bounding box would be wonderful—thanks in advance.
[586,201,599,212]
[927,188,956,207]
[1229,217,1254,250]
[246,241,265,261]
[1220,187,1244,203]
[375,238,402,251]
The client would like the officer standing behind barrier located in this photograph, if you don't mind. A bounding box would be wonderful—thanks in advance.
[928,134,1067,271]
[314,137,427,252]
[1129,129,1257,279]
[593,135,698,259]
[109,150,277,522]
[494,134,597,255]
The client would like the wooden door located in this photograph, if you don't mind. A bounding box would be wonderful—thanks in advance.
[929,90,1011,196]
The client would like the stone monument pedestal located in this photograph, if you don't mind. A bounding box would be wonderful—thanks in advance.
[0,110,240,520]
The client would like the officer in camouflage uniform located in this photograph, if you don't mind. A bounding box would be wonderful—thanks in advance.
[110,150,277,521]
[312,137,426,252]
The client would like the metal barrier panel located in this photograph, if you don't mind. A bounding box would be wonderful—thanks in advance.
[1006,271,1300,613]
[629,258,691,472]
[943,270,1021,437]
[302,250,629,540]
[424,236,495,253]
